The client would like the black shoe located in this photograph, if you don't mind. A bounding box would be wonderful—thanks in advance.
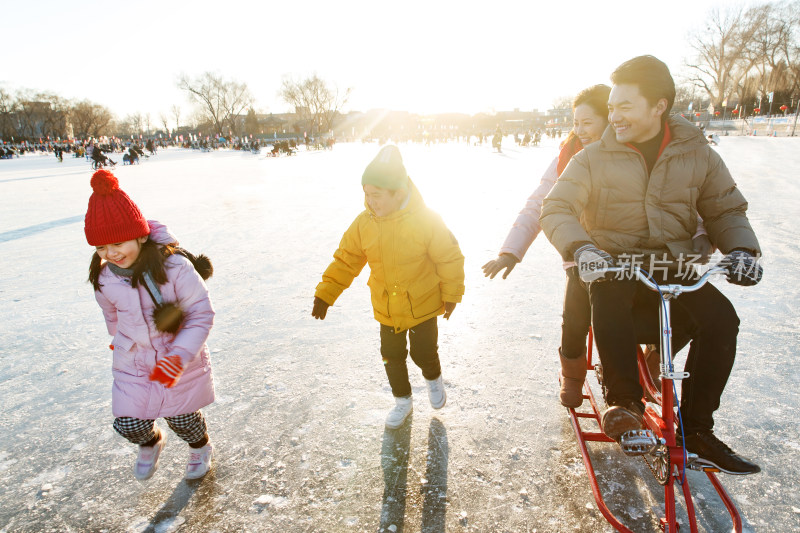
[680,430,761,475]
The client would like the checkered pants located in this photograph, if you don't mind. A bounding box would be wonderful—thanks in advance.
[113,411,207,446]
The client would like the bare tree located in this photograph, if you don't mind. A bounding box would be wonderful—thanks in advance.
[126,112,144,137]
[171,104,181,132]
[244,108,260,136]
[15,89,42,137]
[672,84,700,114]
[280,74,351,135]
[70,101,93,138]
[188,109,208,131]
[726,0,800,115]
[159,111,170,135]
[38,93,69,139]
[736,74,761,114]
[0,86,19,139]
[684,5,767,109]
[113,117,134,138]
[747,2,789,109]
[71,100,114,139]
[177,72,253,136]
[13,90,70,139]
[774,1,800,103]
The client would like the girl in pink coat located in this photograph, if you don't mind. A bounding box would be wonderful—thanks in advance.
[85,169,216,481]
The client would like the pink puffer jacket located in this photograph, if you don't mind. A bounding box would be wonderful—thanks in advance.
[94,221,215,419]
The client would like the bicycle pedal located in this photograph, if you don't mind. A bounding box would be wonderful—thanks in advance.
[686,456,720,472]
[620,429,658,456]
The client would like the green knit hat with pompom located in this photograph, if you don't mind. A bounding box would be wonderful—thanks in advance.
[361,145,408,191]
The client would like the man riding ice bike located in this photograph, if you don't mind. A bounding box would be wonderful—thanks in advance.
[541,55,763,475]
[91,145,116,169]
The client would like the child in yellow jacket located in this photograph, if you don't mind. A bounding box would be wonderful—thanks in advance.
[312,145,465,429]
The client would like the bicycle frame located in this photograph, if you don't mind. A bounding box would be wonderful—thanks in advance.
[566,266,743,533]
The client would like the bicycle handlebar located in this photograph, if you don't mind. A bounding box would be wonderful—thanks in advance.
[602,266,727,296]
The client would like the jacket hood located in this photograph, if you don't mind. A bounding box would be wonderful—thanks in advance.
[147,220,178,246]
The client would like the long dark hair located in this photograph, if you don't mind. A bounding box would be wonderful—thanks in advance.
[561,84,611,153]
[88,239,175,291]
[574,84,611,118]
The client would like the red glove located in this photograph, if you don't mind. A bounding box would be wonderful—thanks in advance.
[149,355,184,388]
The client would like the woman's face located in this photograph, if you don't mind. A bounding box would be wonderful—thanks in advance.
[573,103,608,146]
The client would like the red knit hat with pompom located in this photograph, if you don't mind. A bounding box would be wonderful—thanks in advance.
[84,169,150,245]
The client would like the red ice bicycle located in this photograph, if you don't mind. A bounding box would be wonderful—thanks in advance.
[566,266,744,533]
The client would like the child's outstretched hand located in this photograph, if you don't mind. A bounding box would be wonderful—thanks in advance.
[312,297,330,320]
[443,302,457,320]
[149,355,184,388]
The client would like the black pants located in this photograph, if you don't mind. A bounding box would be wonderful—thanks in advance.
[562,265,696,359]
[380,317,441,398]
[561,267,593,360]
[589,277,739,432]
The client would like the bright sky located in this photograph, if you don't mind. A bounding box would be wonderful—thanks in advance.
[2,0,735,121]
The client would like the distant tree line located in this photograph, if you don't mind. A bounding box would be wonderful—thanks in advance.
[0,71,351,142]
[278,74,352,136]
[0,87,115,141]
[177,72,253,138]
[0,85,172,141]
[682,0,800,115]
[176,72,351,138]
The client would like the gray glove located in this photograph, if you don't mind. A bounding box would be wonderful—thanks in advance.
[717,250,762,286]
[574,244,615,282]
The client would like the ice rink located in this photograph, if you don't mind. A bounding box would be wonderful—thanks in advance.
[1,135,799,532]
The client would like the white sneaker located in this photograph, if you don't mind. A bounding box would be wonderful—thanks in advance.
[185,443,213,479]
[385,396,413,429]
[134,431,166,481]
[426,375,447,409]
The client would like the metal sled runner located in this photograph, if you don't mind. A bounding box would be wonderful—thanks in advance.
[566,266,743,533]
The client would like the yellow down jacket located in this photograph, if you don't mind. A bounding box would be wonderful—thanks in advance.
[541,115,760,265]
[315,179,465,333]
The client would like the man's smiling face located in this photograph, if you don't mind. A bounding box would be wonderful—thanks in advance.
[607,83,666,144]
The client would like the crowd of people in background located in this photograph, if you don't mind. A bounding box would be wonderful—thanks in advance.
[0,138,169,162]
[1,121,737,163]
[0,136,320,161]
[0,129,586,162]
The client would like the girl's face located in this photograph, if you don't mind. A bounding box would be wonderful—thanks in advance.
[95,236,147,269]
[573,103,608,146]
[364,184,407,217]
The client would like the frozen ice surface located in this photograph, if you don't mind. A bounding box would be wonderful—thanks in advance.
[1,136,799,532]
